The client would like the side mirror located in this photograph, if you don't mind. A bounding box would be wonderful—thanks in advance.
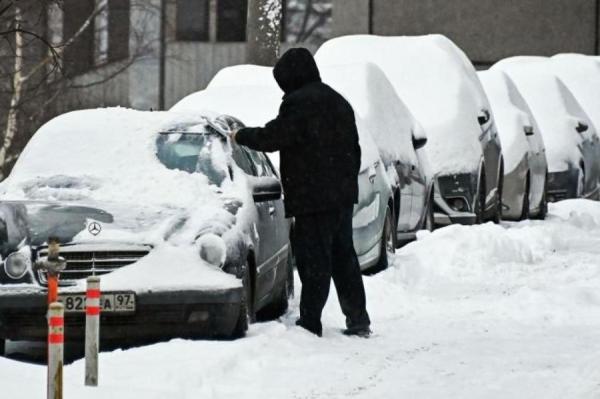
[576,122,589,134]
[252,176,282,202]
[412,136,428,150]
[478,109,491,126]
[524,126,534,136]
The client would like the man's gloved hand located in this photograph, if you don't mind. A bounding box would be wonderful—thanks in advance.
[228,129,238,144]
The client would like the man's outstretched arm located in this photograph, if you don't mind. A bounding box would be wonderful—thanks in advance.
[233,98,304,152]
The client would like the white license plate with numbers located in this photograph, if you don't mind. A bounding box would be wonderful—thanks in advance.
[58,292,136,313]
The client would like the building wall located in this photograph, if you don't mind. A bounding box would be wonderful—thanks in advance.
[165,42,247,108]
[333,0,599,65]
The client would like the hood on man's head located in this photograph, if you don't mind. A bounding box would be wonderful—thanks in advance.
[273,48,321,94]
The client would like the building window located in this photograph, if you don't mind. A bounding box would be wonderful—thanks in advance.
[107,0,130,61]
[217,0,247,42]
[63,0,95,76]
[176,0,210,41]
[61,0,130,75]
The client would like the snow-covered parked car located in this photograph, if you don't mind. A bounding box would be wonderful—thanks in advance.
[171,80,397,272]
[493,57,600,201]
[547,54,600,193]
[317,62,434,242]
[0,108,293,350]
[316,34,504,225]
[478,70,548,220]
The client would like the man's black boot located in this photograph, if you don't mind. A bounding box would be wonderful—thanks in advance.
[295,318,322,337]
[342,325,372,338]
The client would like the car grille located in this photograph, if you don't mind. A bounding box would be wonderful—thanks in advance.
[35,245,151,286]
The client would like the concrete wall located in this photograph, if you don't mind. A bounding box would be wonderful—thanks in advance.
[333,0,599,65]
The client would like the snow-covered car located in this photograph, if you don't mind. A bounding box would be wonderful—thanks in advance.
[316,34,504,225]
[171,81,397,272]
[547,54,600,194]
[317,62,434,242]
[0,108,293,350]
[493,57,600,201]
[478,70,549,220]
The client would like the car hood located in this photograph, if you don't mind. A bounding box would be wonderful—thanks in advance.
[0,199,242,256]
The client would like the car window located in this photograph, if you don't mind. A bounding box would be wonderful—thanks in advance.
[231,145,256,176]
[245,150,272,177]
[156,133,228,186]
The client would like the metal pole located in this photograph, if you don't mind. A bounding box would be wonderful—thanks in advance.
[85,276,101,387]
[48,302,64,399]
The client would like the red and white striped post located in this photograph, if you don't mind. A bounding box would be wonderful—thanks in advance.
[85,276,101,386]
[47,302,64,399]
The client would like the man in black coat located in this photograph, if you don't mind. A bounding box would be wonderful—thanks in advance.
[232,48,371,337]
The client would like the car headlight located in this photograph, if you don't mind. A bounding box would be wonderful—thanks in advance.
[4,252,31,279]
[197,234,227,268]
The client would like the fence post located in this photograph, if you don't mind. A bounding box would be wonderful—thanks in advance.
[48,302,64,399]
[85,276,101,387]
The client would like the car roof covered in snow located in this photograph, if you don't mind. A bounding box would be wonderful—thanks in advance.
[315,34,484,175]
[478,70,540,172]
[2,108,242,210]
[492,57,593,171]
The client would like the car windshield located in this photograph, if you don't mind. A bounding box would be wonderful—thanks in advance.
[156,132,229,186]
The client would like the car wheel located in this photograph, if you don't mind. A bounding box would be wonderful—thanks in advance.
[370,205,395,273]
[0,338,4,356]
[492,172,503,224]
[538,172,548,219]
[256,250,294,321]
[577,166,585,197]
[422,193,434,232]
[232,262,255,338]
[475,173,486,224]
[519,175,530,221]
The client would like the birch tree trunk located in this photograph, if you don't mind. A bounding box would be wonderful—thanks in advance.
[0,5,24,179]
[247,0,283,66]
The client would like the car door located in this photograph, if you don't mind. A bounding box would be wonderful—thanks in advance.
[353,160,384,269]
[393,160,413,232]
[478,110,503,212]
[243,148,286,304]
[407,155,427,230]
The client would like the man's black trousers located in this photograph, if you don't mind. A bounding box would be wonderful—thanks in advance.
[293,206,371,335]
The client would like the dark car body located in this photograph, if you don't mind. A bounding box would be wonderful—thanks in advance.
[0,110,292,351]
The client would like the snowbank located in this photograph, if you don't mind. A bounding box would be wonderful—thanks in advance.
[478,70,536,172]
[316,34,484,175]
[492,58,590,172]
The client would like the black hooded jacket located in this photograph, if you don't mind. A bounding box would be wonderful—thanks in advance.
[235,48,361,217]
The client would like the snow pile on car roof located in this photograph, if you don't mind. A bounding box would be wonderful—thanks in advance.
[492,57,591,172]
[2,108,242,209]
[316,63,422,166]
[548,54,600,133]
[172,68,383,172]
[478,70,538,172]
[316,34,484,175]
[208,64,277,90]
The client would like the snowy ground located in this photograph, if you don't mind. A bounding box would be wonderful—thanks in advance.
[2,199,600,398]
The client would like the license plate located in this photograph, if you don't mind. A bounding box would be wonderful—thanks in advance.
[58,292,136,313]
